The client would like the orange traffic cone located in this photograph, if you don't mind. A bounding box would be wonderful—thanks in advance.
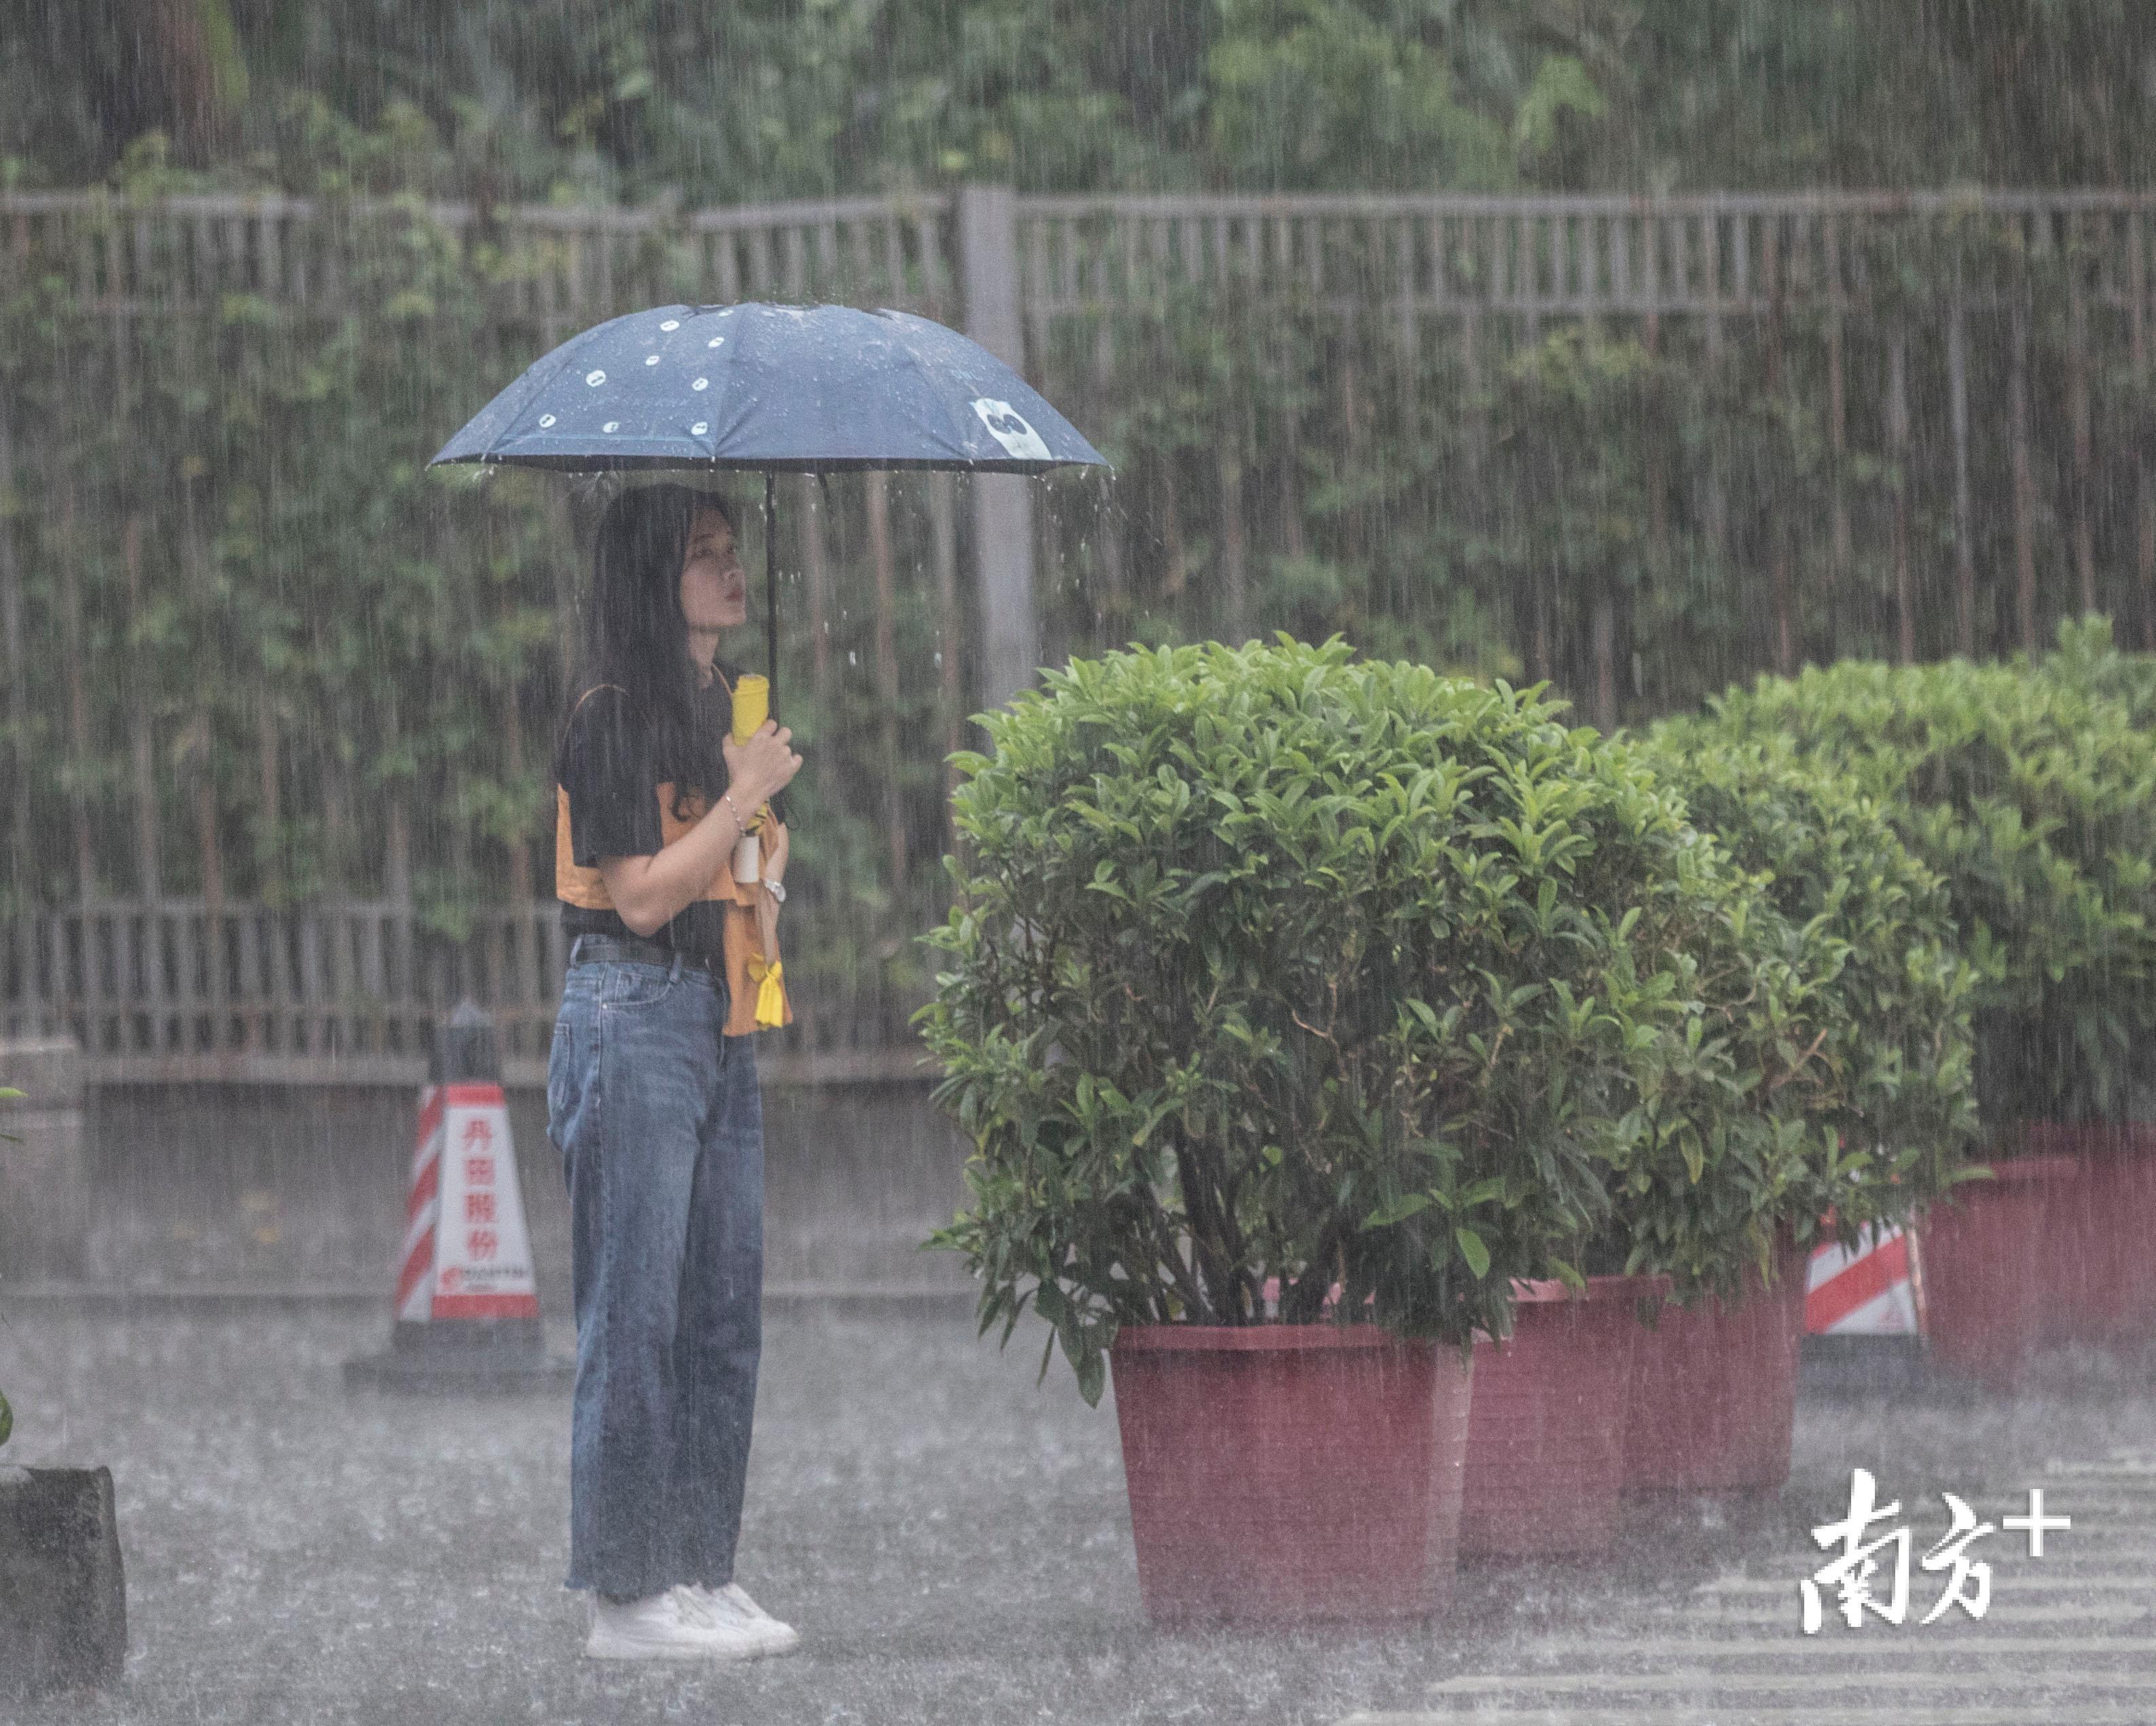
[344,1002,573,1393]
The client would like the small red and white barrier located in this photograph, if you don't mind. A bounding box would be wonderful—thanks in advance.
[345,1002,570,1393]
[1805,1222,1923,1337]
[395,1080,540,1324]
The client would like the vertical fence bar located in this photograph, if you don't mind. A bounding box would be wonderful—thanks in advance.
[797,474,831,707]
[56,484,98,905]
[880,215,906,307]
[956,185,1038,718]
[1948,287,1977,656]
[2134,212,2156,649]
[782,224,806,299]
[232,902,261,1053]
[2009,295,2039,653]
[1825,219,1852,604]
[863,471,907,895]
[76,904,105,1056]
[1888,328,1915,665]
[928,471,965,854]
[123,518,161,900]
[114,905,141,1054]
[1765,224,1795,674]
[358,901,389,1055]
[0,409,29,900]
[2067,228,2098,616]
[1026,214,1052,366]
[297,906,326,1056]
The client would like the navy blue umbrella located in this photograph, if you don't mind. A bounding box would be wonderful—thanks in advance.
[430,301,1108,709]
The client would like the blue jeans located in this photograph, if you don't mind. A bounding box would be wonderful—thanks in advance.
[546,949,764,1598]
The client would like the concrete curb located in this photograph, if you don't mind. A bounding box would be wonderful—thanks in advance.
[0,1280,980,1317]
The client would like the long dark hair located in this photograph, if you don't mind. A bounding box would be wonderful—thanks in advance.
[578,482,735,814]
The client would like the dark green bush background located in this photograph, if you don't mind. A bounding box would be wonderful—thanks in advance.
[7,7,2156,1017]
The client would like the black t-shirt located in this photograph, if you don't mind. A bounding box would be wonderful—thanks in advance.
[553,661,789,963]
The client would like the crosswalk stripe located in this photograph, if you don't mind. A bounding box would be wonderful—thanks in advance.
[1427,1664,2156,1698]
[1648,1598,2142,1625]
[1330,1455,2156,1726]
[1696,1571,2152,1596]
[1505,1633,2156,1661]
[1347,1706,2152,1725]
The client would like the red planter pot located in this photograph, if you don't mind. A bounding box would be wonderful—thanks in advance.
[2022,1122,2156,1348]
[1107,1325,1474,1626]
[1461,1275,1669,1560]
[1622,1232,1810,1496]
[1917,1154,2080,1391]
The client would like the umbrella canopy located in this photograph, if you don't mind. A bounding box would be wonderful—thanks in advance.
[428,301,1106,474]
[430,301,1107,713]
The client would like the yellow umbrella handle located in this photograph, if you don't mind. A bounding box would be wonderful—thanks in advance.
[730,673,769,743]
[729,672,771,839]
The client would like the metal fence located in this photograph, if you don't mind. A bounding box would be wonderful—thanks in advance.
[5,183,2152,1086]
[0,900,928,1088]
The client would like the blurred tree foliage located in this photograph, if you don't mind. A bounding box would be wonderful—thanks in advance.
[6,1,2155,200]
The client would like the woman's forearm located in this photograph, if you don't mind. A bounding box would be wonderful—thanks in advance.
[598,793,748,936]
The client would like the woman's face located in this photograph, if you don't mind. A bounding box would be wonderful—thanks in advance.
[678,507,747,636]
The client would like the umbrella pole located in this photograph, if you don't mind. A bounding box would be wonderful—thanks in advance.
[764,469,780,722]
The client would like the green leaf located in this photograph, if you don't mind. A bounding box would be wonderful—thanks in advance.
[1454,1226,1491,1279]
[1363,1192,1433,1228]
[1075,1345,1106,1408]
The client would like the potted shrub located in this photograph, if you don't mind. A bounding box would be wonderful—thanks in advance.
[1619,731,1980,1487]
[1696,636,2156,1383]
[2024,618,2156,1346]
[919,639,1818,1617]
[1454,736,1927,1553]
[0,1080,128,1700]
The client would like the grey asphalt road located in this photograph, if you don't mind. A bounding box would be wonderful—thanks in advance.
[3,1305,2153,1726]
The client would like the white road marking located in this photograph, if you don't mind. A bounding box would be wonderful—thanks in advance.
[1648,1598,2141,1625]
[1348,1707,2153,1725]
[1328,1456,2156,1726]
[1508,1632,2156,1661]
[1428,1664,2156,1697]
[1695,1571,2153,1595]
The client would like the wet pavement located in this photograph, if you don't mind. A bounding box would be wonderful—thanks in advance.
[3,1304,2154,1725]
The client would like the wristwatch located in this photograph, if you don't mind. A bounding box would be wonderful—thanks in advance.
[763,877,786,904]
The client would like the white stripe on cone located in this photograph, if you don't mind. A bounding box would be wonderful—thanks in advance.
[1806,1221,1922,1336]
[390,1081,540,1323]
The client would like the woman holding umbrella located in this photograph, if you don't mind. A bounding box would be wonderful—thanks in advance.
[428,297,1106,1659]
[546,481,805,1661]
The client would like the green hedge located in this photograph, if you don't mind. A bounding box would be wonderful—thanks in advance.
[918,638,1840,1399]
[1668,627,2156,1131]
[1631,730,1981,1241]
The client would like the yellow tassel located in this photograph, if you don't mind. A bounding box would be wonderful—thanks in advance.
[747,955,787,1029]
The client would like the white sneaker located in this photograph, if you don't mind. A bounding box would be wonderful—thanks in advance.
[583,1588,774,1661]
[675,1581,801,1655]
